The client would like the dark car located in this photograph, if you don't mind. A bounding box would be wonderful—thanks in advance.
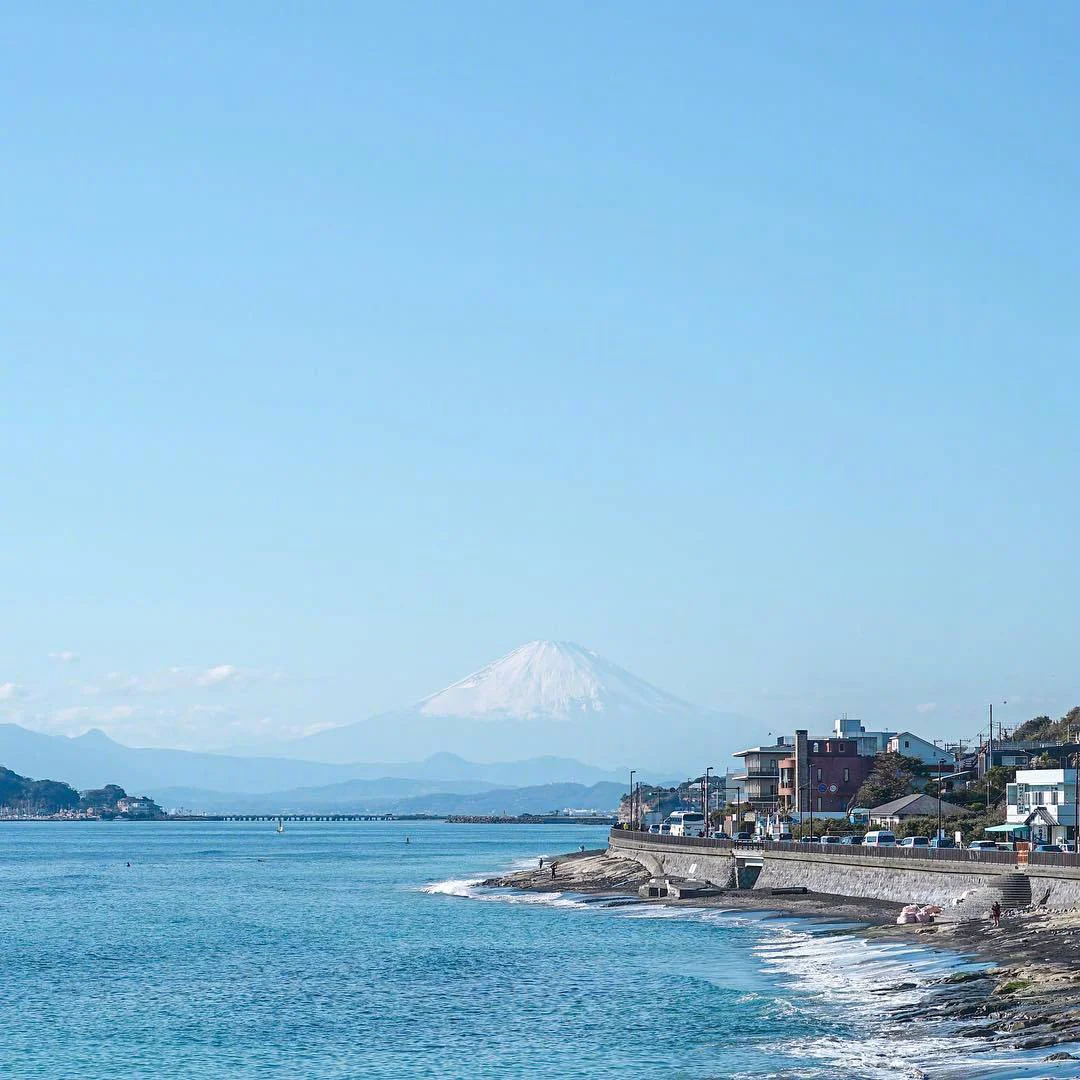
[928,837,956,848]
[838,835,862,845]
[1034,843,1064,853]
[733,831,753,842]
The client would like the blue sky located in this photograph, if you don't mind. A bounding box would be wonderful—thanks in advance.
[2,3,1078,754]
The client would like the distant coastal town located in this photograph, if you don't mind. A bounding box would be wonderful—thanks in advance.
[0,766,165,821]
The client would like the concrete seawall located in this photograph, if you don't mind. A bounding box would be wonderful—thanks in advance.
[608,832,1080,909]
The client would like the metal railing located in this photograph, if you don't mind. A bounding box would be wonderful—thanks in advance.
[1028,849,1080,869]
[610,829,1019,864]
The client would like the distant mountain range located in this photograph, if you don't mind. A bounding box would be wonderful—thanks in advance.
[0,723,631,797]
[154,780,624,816]
[0,640,734,811]
[274,640,739,770]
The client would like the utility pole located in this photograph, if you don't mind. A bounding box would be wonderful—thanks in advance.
[629,769,635,830]
[1074,751,1079,857]
[986,703,993,810]
[705,766,713,832]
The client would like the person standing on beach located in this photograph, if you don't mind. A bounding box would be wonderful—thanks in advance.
[550,862,557,881]
[538,857,544,870]
[991,900,1002,927]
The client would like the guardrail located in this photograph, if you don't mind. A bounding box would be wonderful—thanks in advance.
[1028,850,1080,869]
[610,829,1019,865]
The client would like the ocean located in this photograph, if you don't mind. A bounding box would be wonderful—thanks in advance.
[0,820,1073,1079]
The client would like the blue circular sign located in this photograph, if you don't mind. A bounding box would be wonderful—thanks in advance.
[817,783,827,793]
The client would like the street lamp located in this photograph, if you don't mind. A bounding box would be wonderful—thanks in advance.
[933,739,944,844]
[705,766,714,831]
[629,769,635,831]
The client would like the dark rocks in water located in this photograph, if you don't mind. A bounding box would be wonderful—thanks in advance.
[1014,1035,1058,1050]
[1045,1051,1079,1061]
[871,982,917,994]
[936,971,989,985]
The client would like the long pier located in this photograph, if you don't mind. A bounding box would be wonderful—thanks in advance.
[171,813,398,822]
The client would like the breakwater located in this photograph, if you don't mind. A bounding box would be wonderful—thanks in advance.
[608,830,1080,909]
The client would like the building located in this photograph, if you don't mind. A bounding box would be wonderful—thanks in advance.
[778,730,873,814]
[866,793,969,828]
[116,796,161,818]
[1006,768,1078,846]
[832,716,898,757]
[887,732,953,768]
[978,740,1079,777]
[731,738,792,810]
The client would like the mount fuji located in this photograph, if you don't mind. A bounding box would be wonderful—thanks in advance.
[285,641,739,771]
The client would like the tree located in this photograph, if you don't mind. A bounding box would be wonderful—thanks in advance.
[854,752,921,808]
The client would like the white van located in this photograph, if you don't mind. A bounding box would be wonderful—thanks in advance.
[667,811,706,837]
[863,830,897,847]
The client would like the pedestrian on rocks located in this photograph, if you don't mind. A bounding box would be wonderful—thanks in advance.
[538,857,544,870]
[991,900,1002,927]
[551,862,557,881]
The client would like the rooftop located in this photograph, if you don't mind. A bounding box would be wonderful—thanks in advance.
[867,793,970,818]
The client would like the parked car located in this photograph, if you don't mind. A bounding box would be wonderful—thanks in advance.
[1033,843,1064,853]
[968,840,998,851]
[648,823,661,834]
[708,831,731,841]
[838,835,862,846]
[799,835,817,843]
[818,835,842,846]
[772,831,793,842]
[928,837,956,848]
[898,836,930,848]
[995,842,1015,852]
[733,831,753,842]
[862,830,897,847]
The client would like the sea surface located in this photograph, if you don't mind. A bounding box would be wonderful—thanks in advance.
[0,820,1074,1079]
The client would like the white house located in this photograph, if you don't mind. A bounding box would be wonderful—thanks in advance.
[1006,769,1078,846]
[887,732,952,768]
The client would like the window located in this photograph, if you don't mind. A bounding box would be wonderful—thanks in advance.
[904,740,910,749]
[816,768,822,782]
[843,768,850,783]
[817,798,822,812]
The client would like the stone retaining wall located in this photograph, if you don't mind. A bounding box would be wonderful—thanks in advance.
[607,834,735,888]
[608,832,1080,909]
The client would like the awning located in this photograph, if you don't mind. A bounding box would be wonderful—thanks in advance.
[984,823,1029,834]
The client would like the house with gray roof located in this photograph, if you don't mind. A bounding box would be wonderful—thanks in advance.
[867,793,970,827]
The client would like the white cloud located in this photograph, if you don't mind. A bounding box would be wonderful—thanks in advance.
[48,651,79,663]
[197,664,241,687]
[82,664,264,696]
[915,702,937,714]
[0,682,22,701]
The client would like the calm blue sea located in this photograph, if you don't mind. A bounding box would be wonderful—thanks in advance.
[0,820,1072,1079]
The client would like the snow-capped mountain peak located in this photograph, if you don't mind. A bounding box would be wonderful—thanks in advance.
[417,640,692,723]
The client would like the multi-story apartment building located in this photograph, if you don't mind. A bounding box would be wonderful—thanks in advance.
[778,730,873,814]
[731,738,791,810]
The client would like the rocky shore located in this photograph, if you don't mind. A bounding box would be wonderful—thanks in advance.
[485,848,1080,1067]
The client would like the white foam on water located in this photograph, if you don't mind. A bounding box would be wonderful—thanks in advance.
[743,920,1048,1079]
[421,878,483,897]
[420,878,594,910]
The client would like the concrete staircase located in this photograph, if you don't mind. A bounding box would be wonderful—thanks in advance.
[999,872,1033,908]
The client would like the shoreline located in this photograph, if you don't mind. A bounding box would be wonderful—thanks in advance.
[482,849,1080,1067]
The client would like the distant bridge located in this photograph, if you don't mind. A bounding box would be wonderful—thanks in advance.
[169,813,398,822]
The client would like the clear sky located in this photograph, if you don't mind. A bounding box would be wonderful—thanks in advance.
[2,3,1078,754]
